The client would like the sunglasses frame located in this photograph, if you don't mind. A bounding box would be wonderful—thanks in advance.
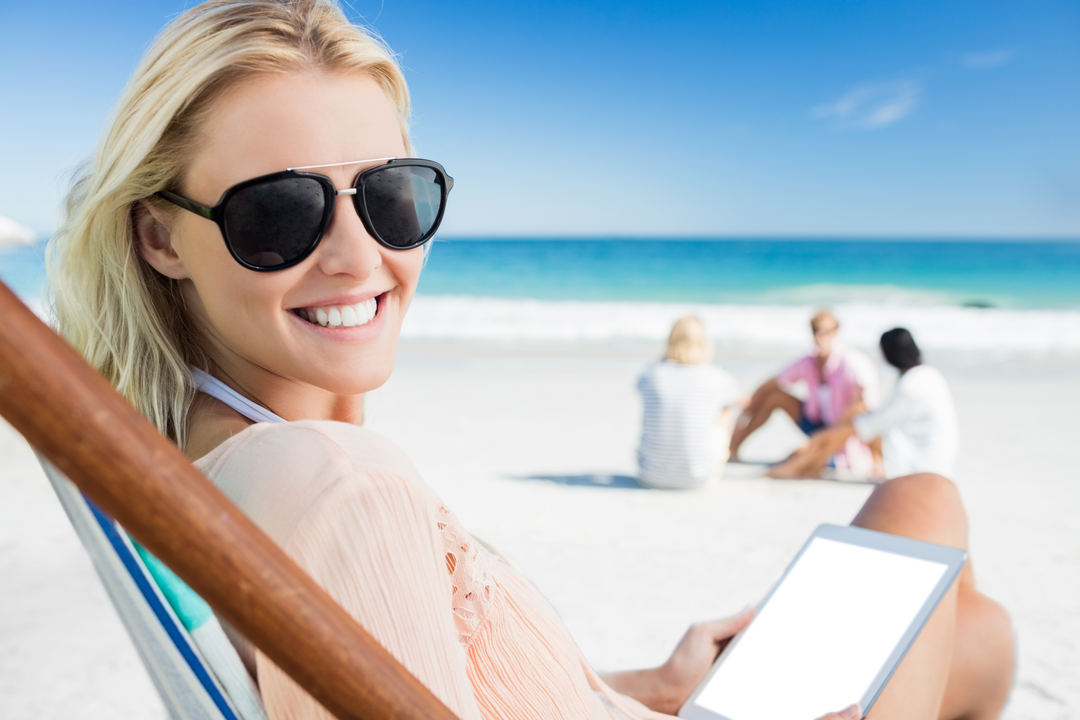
[155,157,453,272]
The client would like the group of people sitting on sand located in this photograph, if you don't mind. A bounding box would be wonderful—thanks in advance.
[637,311,958,489]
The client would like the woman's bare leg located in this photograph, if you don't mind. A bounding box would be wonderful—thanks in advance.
[850,474,1014,720]
[730,379,802,459]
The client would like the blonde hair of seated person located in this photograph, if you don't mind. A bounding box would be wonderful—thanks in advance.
[48,0,410,449]
[664,315,712,365]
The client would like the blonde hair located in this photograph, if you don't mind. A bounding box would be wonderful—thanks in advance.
[664,316,712,365]
[48,0,410,448]
[810,309,838,332]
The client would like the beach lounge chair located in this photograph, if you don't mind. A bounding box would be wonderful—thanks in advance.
[39,455,268,720]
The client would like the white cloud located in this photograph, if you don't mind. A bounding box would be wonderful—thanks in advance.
[813,80,921,130]
[961,49,1015,69]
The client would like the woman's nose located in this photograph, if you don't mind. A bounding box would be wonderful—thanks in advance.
[314,196,383,279]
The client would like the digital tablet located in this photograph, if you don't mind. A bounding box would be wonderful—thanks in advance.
[678,524,966,720]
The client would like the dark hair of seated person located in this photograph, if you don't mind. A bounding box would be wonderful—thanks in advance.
[880,327,922,371]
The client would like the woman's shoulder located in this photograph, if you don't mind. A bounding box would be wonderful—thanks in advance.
[198,419,416,475]
[900,364,949,391]
[194,421,426,545]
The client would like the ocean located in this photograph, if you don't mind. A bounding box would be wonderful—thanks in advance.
[419,239,1080,310]
[3,238,1079,354]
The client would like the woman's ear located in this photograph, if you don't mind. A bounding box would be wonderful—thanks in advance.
[133,199,189,279]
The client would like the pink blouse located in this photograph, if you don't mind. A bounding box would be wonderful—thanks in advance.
[196,420,669,720]
[776,345,879,472]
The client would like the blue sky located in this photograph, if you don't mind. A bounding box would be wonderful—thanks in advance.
[0,0,1077,237]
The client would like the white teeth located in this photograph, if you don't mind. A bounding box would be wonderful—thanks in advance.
[305,297,380,329]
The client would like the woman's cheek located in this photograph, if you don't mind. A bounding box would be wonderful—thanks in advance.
[396,248,427,303]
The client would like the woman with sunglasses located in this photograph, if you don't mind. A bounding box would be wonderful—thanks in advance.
[49,1,1014,718]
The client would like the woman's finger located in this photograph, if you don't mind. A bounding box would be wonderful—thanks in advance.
[814,704,862,720]
[696,607,756,643]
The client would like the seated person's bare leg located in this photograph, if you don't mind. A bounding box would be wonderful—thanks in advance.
[769,400,881,480]
[767,425,854,479]
[730,379,802,459]
[850,475,1014,720]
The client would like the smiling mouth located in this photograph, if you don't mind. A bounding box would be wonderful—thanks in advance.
[292,295,380,328]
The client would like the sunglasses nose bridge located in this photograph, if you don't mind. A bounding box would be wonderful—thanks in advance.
[332,186,365,227]
[325,185,377,246]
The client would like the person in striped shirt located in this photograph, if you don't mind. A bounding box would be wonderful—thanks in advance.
[637,316,748,489]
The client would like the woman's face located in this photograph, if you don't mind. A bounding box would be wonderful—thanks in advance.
[151,70,421,398]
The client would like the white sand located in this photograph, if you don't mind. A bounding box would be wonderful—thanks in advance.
[1,340,1077,719]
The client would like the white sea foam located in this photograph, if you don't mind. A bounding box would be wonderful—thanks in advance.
[0,216,36,247]
[403,295,1080,354]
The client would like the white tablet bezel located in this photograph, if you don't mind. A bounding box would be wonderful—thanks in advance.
[678,523,967,720]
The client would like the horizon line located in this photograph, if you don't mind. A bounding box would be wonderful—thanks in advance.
[433,234,1080,242]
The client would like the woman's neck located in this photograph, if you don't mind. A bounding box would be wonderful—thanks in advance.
[184,392,255,461]
[183,364,365,460]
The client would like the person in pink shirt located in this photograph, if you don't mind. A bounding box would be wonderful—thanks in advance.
[729,310,880,475]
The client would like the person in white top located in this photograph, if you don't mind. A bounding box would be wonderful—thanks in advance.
[637,316,747,488]
[769,328,958,481]
[853,328,958,478]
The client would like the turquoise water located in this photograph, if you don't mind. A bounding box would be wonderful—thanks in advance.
[417,239,1080,309]
[0,242,48,301]
[4,238,1079,309]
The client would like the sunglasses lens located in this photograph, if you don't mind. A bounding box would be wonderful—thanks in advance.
[360,165,444,248]
[223,176,328,268]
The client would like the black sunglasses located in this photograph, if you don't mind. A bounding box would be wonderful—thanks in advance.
[156,157,453,271]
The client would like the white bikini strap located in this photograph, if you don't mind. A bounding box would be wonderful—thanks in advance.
[190,367,287,425]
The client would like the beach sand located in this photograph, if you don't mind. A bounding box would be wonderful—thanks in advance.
[1,340,1077,719]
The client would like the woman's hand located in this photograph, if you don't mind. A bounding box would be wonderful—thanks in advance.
[654,609,755,713]
[601,610,869,719]
[601,608,754,715]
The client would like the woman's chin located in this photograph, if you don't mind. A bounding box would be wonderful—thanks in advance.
[311,363,394,397]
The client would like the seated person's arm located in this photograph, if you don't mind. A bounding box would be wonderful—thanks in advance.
[852,387,912,443]
[839,388,867,423]
[718,393,751,429]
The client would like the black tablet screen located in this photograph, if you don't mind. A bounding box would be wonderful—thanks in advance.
[690,536,950,720]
